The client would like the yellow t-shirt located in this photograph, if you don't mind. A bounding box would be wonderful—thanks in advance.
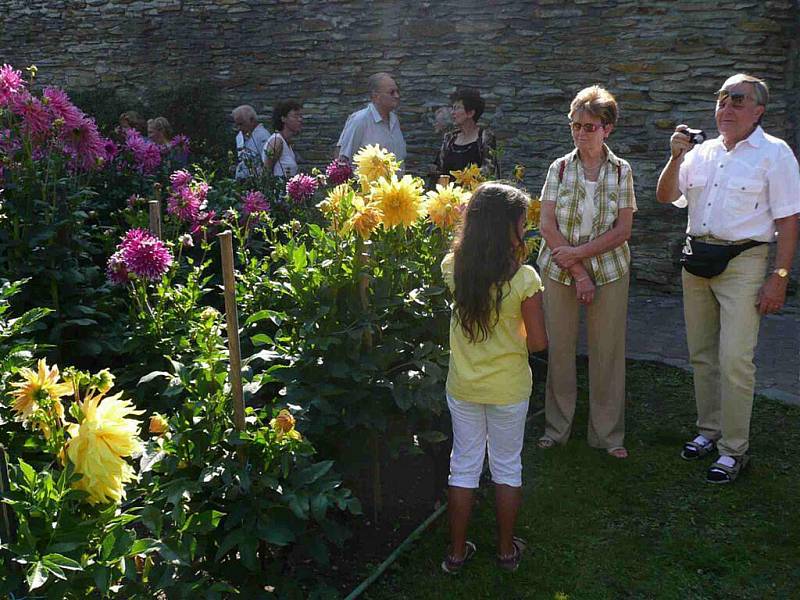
[442,253,543,405]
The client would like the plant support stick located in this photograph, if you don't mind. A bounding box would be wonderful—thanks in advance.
[218,231,245,432]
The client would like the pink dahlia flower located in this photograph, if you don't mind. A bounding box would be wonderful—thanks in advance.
[325,159,353,186]
[124,129,161,175]
[168,134,191,160]
[42,87,84,133]
[10,92,51,140]
[61,116,106,171]
[167,181,207,223]
[286,173,318,203]
[242,190,270,216]
[105,250,130,285]
[0,64,25,106]
[169,169,192,191]
[118,229,173,280]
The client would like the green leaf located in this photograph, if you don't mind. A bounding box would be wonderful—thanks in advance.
[417,430,449,444]
[292,461,334,486]
[26,561,48,591]
[244,309,279,326]
[17,459,36,488]
[258,519,296,546]
[138,371,171,385]
[41,554,82,571]
[182,510,224,535]
[127,538,159,556]
[250,333,273,347]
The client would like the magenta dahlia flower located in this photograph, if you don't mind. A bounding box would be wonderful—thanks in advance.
[105,250,130,285]
[123,129,161,175]
[42,87,84,132]
[10,92,51,139]
[61,116,106,171]
[169,169,192,191]
[286,173,318,203]
[167,181,208,223]
[325,159,353,186]
[242,190,270,216]
[168,134,191,161]
[0,64,25,106]
[117,229,173,281]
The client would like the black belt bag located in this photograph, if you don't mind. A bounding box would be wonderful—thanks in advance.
[680,236,764,279]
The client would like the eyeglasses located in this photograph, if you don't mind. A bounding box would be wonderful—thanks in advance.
[570,121,606,133]
[716,90,754,108]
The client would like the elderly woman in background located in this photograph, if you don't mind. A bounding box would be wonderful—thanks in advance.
[264,100,303,178]
[232,105,270,180]
[536,85,636,459]
[147,117,172,146]
[435,88,500,180]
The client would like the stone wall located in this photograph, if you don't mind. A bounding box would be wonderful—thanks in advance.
[1,0,798,290]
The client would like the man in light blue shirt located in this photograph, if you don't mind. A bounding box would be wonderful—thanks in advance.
[336,73,407,167]
[232,105,270,180]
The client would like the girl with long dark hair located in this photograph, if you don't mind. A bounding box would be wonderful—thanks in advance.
[441,182,547,574]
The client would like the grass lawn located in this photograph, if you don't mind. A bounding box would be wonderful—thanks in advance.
[363,361,800,600]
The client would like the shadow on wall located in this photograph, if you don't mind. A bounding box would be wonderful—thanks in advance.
[69,83,230,158]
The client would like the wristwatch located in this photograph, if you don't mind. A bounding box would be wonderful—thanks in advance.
[773,268,789,278]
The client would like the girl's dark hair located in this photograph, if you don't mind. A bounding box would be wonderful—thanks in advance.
[452,181,529,343]
[272,100,302,131]
[450,88,485,122]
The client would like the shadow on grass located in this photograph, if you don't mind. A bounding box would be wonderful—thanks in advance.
[364,360,800,600]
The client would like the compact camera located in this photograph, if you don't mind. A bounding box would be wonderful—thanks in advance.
[684,127,706,145]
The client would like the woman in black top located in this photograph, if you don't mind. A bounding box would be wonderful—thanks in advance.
[435,88,500,180]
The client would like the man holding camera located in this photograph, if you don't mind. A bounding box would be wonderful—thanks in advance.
[655,73,799,484]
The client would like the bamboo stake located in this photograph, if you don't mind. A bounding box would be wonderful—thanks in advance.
[149,184,162,238]
[218,231,246,432]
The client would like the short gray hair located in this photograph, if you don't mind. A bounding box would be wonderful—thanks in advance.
[368,72,393,96]
[231,105,257,122]
[721,73,769,107]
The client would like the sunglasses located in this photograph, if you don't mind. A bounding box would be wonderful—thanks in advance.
[570,121,606,133]
[716,90,753,108]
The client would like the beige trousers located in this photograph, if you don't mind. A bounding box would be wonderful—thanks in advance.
[682,244,768,457]
[542,273,629,449]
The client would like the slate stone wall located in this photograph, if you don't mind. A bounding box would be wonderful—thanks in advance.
[1,0,798,290]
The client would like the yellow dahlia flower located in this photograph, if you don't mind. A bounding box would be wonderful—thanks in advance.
[270,409,301,441]
[513,164,526,182]
[65,390,143,505]
[425,183,471,229]
[345,198,383,240]
[9,359,73,437]
[318,183,353,216]
[450,163,483,191]
[527,196,542,229]
[148,413,169,435]
[353,144,399,183]
[369,174,425,229]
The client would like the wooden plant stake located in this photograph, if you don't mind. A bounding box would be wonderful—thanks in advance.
[148,184,162,238]
[218,231,246,433]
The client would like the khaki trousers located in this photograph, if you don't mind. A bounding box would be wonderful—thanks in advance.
[542,273,629,449]
[682,244,768,457]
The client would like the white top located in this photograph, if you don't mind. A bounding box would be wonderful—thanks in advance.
[337,102,407,166]
[265,132,298,178]
[675,126,800,242]
[579,180,597,237]
[235,124,270,180]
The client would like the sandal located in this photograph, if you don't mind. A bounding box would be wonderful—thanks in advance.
[681,436,716,461]
[441,540,476,574]
[497,536,527,573]
[607,446,628,459]
[706,455,750,484]
[537,437,556,449]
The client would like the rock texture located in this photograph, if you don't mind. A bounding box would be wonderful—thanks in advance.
[1,0,798,291]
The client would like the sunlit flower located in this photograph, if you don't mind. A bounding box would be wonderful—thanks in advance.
[169,169,192,191]
[369,174,425,229]
[42,87,83,132]
[242,190,270,216]
[168,185,204,222]
[148,413,169,435]
[325,158,353,185]
[270,409,301,441]
[122,235,173,280]
[10,92,51,139]
[318,183,352,216]
[450,163,483,190]
[527,196,542,229]
[178,233,194,248]
[61,116,107,171]
[106,249,130,285]
[124,128,161,174]
[0,64,25,106]
[424,183,471,229]
[345,197,382,240]
[286,173,318,203]
[9,359,73,438]
[353,144,399,183]
[64,390,143,505]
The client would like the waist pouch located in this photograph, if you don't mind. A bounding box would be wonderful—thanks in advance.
[680,236,764,278]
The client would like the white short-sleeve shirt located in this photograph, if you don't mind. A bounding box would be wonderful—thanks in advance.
[337,103,406,165]
[235,124,270,180]
[675,126,800,242]
[265,132,298,178]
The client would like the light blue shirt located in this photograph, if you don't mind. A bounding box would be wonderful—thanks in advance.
[338,103,406,166]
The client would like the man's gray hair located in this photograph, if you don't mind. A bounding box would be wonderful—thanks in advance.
[722,73,769,107]
[231,105,258,122]
[368,72,393,96]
